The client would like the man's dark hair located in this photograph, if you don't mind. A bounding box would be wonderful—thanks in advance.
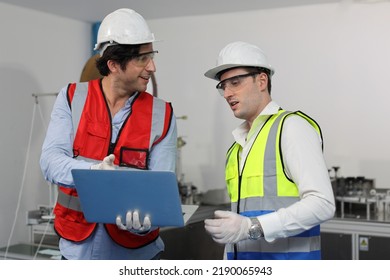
[96,44,142,76]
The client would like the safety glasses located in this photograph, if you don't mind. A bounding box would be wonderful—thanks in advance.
[216,72,259,96]
[131,50,158,67]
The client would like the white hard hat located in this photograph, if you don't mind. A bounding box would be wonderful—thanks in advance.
[204,41,275,80]
[94,8,156,55]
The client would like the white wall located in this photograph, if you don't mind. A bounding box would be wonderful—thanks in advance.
[0,3,91,247]
[147,2,390,192]
[1,1,390,248]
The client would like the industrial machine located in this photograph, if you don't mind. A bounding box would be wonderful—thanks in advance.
[330,166,390,221]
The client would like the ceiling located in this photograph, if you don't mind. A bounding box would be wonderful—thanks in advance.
[0,0,341,23]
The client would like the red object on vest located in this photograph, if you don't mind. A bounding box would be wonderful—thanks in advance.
[54,79,173,248]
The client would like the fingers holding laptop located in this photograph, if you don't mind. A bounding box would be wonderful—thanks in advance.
[116,210,152,234]
[90,154,116,170]
[132,211,152,231]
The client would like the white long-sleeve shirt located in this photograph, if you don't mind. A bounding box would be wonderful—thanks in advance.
[232,101,335,243]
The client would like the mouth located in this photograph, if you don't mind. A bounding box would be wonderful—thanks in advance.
[140,75,151,82]
[228,100,239,110]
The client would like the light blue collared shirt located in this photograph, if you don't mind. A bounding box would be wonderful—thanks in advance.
[40,85,177,259]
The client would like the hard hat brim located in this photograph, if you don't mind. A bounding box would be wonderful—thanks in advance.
[204,64,243,81]
[204,63,274,81]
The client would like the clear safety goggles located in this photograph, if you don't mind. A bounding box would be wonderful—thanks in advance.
[216,72,259,96]
[131,50,158,67]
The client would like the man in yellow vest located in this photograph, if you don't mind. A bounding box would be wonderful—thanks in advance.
[204,41,335,260]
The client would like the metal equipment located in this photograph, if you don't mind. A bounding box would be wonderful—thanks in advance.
[26,204,59,246]
[175,116,199,204]
[331,166,390,221]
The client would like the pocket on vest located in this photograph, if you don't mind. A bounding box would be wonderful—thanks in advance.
[119,147,149,169]
[84,122,110,156]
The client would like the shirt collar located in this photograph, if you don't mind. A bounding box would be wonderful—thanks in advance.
[124,92,139,108]
[232,101,281,145]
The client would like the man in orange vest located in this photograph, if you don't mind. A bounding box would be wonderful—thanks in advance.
[40,8,177,260]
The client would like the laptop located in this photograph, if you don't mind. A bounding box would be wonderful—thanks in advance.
[71,169,186,227]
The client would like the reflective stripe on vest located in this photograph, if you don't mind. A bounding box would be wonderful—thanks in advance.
[225,110,322,260]
[71,82,88,135]
[57,190,82,212]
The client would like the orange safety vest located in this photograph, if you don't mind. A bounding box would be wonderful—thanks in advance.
[53,79,173,248]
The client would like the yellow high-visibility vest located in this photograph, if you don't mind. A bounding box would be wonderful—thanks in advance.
[225,110,323,260]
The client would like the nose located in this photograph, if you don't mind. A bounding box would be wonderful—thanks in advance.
[145,58,156,72]
[223,87,233,99]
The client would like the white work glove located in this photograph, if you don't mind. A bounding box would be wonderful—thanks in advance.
[116,210,152,234]
[204,210,251,244]
[90,154,115,170]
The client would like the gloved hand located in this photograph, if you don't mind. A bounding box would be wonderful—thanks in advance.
[116,210,152,234]
[90,154,115,170]
[204,210,251,244]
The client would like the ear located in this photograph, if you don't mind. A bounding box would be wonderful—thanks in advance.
[107,60,119,73]
[257,72,268,91]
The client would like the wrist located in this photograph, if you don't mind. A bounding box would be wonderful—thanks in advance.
[248,217,264,240]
